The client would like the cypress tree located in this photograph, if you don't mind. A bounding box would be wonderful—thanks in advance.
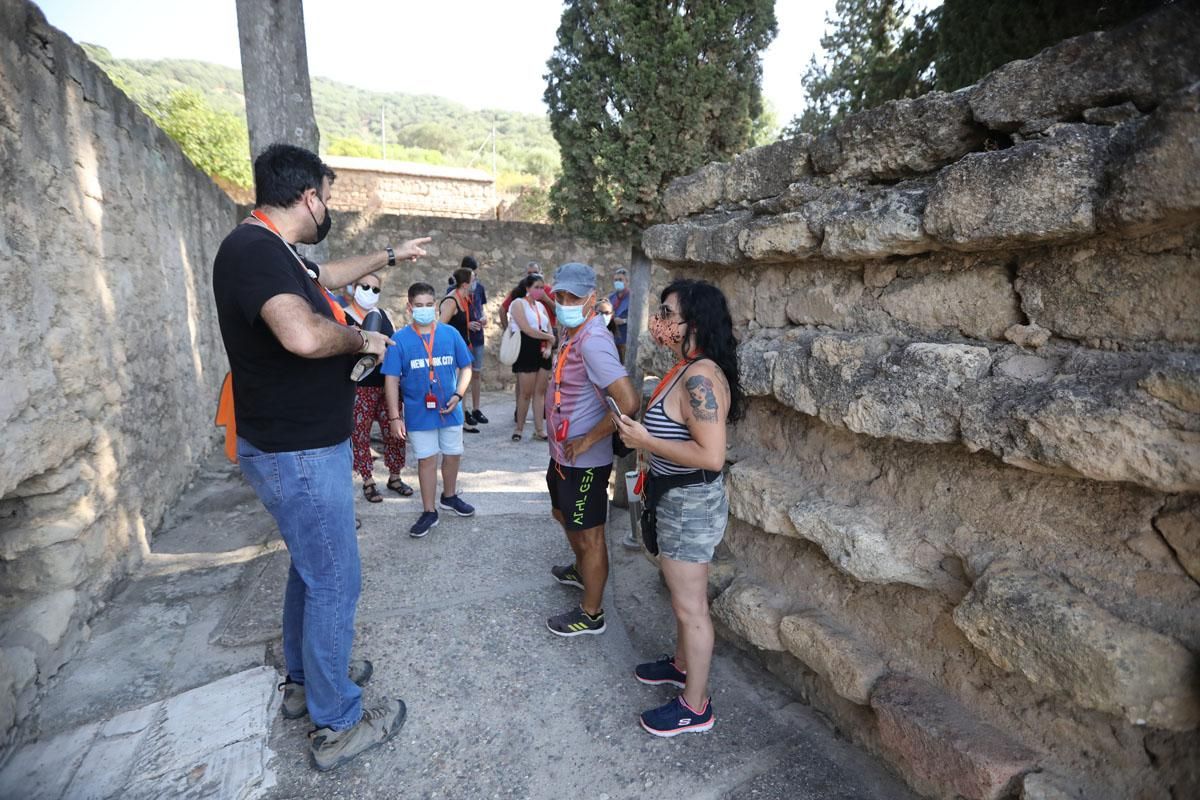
[544,0,777,244]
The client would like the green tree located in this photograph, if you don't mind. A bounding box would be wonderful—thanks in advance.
[788,0,934,135]
[789,0,1164,135]
[150,89,252,188]
[544,0,777,243]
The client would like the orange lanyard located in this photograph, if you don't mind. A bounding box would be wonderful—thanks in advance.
[552,313,595,413]
[412,322,438,386]
[247,210,347,325]
[457,290,472,336]
[648,351,702,406]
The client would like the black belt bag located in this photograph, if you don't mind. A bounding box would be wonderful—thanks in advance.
[639,469,720,556]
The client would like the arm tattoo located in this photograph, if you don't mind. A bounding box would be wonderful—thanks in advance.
[686,375,720,423]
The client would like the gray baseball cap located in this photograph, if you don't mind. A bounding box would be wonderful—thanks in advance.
[552,262,596,298]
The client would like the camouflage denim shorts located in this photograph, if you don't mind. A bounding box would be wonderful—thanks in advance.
[653,475,728,564]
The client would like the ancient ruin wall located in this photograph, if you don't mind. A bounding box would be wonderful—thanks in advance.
[331,211,640,389]
[0,1,237,741]
[644,7,1200,799]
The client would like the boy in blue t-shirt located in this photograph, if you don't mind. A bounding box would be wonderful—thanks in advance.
[383,282,477,537]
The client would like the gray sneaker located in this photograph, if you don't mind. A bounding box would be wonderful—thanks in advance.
[279,658,374,720]
[309,698,407,772]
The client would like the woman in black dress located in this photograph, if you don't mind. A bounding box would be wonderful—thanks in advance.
[508,274,555,441]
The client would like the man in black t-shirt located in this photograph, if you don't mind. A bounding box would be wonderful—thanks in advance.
[212,143,430,772]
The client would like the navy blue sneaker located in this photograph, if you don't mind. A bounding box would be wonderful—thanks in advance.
[639,696,714,737]
[439,494,475,517]
[410,510,439,538]
[634,655,687,688]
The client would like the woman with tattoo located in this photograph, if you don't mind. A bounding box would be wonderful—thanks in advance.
[613,278,744,737]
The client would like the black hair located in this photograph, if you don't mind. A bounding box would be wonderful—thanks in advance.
[253,143,336,208]
[407,281,436,301]
[661,278,744,423]
[461,255,479,271]
[452,267,473,287]
[511,273,544,300]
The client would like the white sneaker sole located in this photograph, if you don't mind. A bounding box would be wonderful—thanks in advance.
[639,717,714,737]
[439,501,475,517]
[634,673,686,688]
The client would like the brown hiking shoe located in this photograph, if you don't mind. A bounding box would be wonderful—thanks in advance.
[278,658,374,720]
[308,698,407,772]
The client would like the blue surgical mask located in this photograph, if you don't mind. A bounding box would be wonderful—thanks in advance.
[613,280,625,291]
[412,306,437,325]
[556,302,587,328]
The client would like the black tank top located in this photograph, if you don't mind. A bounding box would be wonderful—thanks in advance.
[441,293,471,345]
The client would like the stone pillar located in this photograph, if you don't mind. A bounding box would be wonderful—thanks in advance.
[235,0,326,259]
[612,241,653,509]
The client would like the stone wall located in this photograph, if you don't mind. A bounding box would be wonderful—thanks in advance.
[643,6,1200,799]
[0,0,236,742]
[324,155,497,219]
[328,212,647,390]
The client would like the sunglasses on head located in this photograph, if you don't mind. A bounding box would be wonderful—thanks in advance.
[357,284,381,294]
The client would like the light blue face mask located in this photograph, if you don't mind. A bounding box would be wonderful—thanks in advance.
[556,302,588,329]
[412,306,437,325]
[613,280,625,291]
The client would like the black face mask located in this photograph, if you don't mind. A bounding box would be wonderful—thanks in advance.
[307,195,332,244]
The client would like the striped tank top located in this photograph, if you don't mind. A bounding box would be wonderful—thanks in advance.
[644,368,696,476]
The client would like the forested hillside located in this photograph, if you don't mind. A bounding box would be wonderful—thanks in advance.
[81,44,558,204]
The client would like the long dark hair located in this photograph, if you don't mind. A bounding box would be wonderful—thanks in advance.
[512,273,543,300]
[663,278,744,423]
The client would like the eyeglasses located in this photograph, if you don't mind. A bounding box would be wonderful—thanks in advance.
[657,304,680,320]
[357,284,381,294]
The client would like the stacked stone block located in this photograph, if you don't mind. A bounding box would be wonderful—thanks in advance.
[643,5,1200,798]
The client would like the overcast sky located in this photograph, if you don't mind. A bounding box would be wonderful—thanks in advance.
[36,0,923,128]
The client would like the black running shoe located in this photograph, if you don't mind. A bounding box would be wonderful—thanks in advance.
[634,655,687,688]
[547,605,606,637]
[473,409,489,424]
[551,563,584,589]
[464,409,478,425]
[410,510,439,538]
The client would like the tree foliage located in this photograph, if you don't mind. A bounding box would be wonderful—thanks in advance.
[544,0,777,236]
[789,0,1164,135]
[81,44,563,190]
[149,89,253,188]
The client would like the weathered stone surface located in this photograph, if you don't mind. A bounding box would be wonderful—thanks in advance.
[1155,504,1200,583]
[1016,231,1200,345]
[727,459,961,593]
[739,212,821,261]
[642,221,690,262]
[724,135,812,205]
[953,561,1200,731]
[778,610,887,704]
[925,125,1112,250]
[821,182,936,260]
[1082,102,1141,126]
[811,90,984,181]
[968,5,1200,133]
[878,265,1021,341]
[711,581,787,651]
[662,161,728,220]
[737,329,1200,493]
[1102,82,1200,235]
[785,268,864,328]
[1005,324,1052,349]
[871,674,1038,800]
[1020,771,1087,800]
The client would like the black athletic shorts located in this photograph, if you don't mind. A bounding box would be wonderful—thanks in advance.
[546,459,612,532]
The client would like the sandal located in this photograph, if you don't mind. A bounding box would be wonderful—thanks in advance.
[532,431,549,441]
[386,476,414,497]
[362,482,383,503]
[511,432,523,442]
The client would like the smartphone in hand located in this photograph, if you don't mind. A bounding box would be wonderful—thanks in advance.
[605,396,622,419]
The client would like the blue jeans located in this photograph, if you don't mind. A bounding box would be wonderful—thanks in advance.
[237,437,362,730]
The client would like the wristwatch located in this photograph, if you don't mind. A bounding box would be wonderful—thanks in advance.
[357,329,369,352]
[452,392,463,401]
[385,245,396,267]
